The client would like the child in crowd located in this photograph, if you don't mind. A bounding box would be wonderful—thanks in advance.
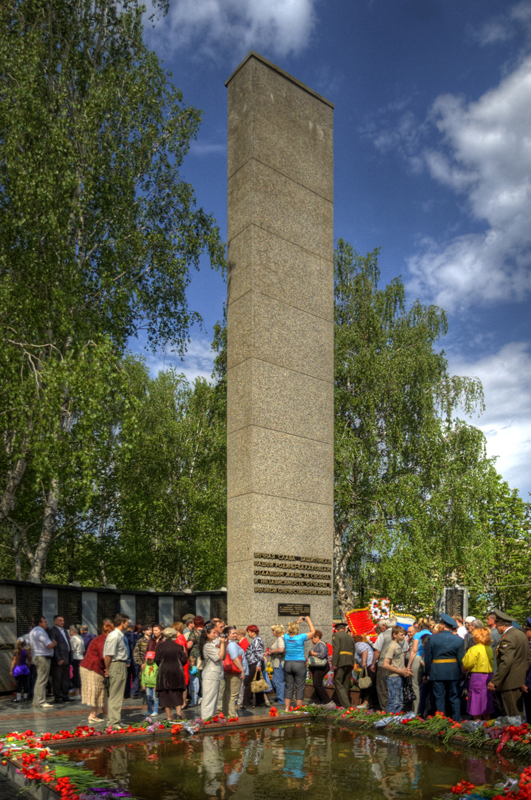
[189,656,200,707]
[10,637,31,703]
[141,651,159,719]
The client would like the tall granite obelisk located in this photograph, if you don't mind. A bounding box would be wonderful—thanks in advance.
[226,53,334,642]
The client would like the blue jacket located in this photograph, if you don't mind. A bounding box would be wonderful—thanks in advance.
[424,631,463,681]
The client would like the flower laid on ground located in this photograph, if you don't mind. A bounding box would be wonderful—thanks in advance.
[269,707,279,718]
[451,780,475,795]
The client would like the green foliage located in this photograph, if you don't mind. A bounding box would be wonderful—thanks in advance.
[114,365,227,591]
[0,0,224,579]
[467,474,531,621]
[333,241,508,615]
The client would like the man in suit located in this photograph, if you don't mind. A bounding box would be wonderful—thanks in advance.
[332,623,355,707]
[487,609,531,717]
[423,613,464,721]
[48,614,72,704]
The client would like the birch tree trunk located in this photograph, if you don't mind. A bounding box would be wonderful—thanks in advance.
[0,458,27,522]
[333,523,356,618]
[28,478,60,582]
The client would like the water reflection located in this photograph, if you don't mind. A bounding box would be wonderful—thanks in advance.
[67,724,517,800]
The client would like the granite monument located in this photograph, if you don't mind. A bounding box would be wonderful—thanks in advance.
[226,52,334,643]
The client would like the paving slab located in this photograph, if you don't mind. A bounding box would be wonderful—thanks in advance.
[0,694,281,735]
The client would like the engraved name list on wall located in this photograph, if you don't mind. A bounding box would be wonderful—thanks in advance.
[253,552,332,596]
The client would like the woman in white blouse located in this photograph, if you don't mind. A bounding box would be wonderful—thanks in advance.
[69,625,85,697]
[198,624,227,719]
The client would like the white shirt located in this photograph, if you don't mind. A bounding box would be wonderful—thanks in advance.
[103,628,129,662]
[30,626,53,658]
[457,625,467,639]
[70,635,85,660]
[57,626,70,650]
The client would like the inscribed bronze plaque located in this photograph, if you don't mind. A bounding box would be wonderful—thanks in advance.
[278,603,311,616]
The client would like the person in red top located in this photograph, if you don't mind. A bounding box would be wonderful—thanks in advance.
[80,619,114,724]
[171,622,191,708]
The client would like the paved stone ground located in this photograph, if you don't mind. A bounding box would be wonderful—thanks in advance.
[0,693,276,736]
[0,770,34,799]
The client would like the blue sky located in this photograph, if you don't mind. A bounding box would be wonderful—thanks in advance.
[139,0,531,500]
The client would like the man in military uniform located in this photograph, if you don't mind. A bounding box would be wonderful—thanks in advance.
[423,613,464,721]
[487,609,531,717]
[332,623,355,707]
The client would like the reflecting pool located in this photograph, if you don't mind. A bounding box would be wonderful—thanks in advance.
[66,724,518,800]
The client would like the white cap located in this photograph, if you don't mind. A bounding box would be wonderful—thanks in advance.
[464,616,476,623]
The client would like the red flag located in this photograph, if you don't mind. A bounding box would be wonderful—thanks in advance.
[345,608,375,637]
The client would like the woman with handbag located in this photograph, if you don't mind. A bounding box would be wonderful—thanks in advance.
[198,624,227,719]
[353,635,375,708]
[283,615,316,711]
[155,628,188,721]
[308,630,330,704]
[242,625,268,709]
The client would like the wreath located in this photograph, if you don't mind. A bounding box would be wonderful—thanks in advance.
[369,597,390,620]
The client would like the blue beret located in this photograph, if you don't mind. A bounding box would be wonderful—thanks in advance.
[441,613,458,629]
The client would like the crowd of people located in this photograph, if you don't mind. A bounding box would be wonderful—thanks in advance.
[339,609,531,723]
[12,607,531,727]
[20,612,325,728]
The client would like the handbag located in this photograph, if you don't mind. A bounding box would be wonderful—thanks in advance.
[250,668,269,693]
[402,677,416,702]
[358,667,372,689]
[223,650,241,674]
[308,654,328,668]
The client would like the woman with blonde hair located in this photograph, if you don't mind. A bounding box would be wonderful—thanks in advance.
[269,624,285,705]
[10,638,31,703]
[283,615,315,711]
[70,625,85,697]
[462,626,494,720]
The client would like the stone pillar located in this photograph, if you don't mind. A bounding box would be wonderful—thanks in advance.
[82,592,98,635]
[120,594,136,623]
[226,52,334,643]
[159,596,174,627]
[42,588,58,625]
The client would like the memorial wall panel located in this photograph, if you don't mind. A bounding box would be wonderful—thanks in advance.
[58,589,82,627]
[16,585,42,637]
[173,597,195,623]
[0,585,16,692]
[136,595,159,626]
[97,593,120,630]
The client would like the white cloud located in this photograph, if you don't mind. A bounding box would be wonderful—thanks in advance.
[407,55,531,311]
[145,0,318,60]
[450,342,531,497]
[189,142,226,157]
[471,1,531,46]
[144,337,215,383]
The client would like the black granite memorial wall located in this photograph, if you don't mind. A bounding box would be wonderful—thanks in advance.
[16,584,42,637]
[136,595,159,625]
[97,592,120,629]
[174,597,195,621]
[58,589,82,627]
[210,595,228,622]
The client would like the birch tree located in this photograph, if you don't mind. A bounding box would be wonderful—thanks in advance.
[333,242,490,615]
[0,0,224,579]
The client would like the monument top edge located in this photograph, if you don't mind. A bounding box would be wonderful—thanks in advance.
[225,51,335,110]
